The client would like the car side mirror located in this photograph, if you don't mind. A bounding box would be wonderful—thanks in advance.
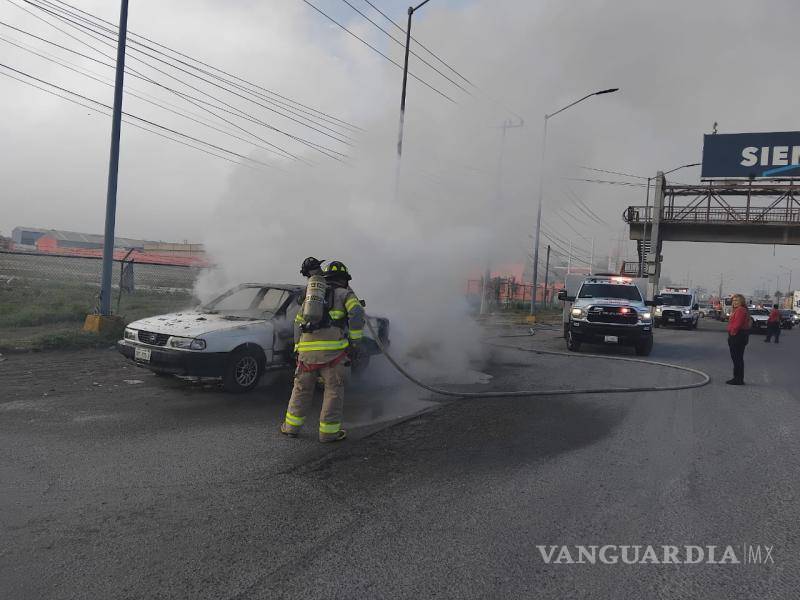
[692,303,699,310]
[557,290,574,302]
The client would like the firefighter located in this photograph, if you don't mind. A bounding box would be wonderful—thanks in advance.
[280,260,365,442]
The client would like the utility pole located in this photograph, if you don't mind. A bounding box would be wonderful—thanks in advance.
[480,117,523,315]
[98,0,129,318]
[566,239,572,275]
[543,244,551,306]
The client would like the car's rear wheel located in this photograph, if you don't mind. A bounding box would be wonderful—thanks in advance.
[223,349,262,393]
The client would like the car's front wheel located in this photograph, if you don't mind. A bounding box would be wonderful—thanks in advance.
[223,348,262,393]
[566,329,581,352]
[635,337,653,356]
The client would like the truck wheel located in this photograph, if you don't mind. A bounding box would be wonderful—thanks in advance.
[223,349,262,393]
[563,322,569,339]
[566,330,581,352]
[691,318,698,330]
[635,337,653,356]
[654,320,660,329]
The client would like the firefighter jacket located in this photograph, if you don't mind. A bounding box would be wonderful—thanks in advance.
[293,284,365,364]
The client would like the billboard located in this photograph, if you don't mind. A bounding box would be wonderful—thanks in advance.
[701,132,800,179]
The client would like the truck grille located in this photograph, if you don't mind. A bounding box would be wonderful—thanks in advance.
[661,309,683,320]
[586,306,638,325]
[137,331,170,346]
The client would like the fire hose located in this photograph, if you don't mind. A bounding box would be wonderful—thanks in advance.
[364,318,710,398]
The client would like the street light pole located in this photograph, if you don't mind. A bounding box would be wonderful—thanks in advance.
[99,0,130,317]
[396,0,433,159]
[530,87,619,315]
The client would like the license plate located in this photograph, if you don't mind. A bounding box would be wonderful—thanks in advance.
[134,347,151,362]
[667,318,675,322]
[604,335,618,343]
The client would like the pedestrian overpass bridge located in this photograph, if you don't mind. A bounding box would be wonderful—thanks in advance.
[625,182,800,245]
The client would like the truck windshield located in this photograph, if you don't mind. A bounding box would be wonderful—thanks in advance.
[578,283,642,301]
[659,293,691,306]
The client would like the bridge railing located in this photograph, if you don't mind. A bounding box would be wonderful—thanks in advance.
[624,205,800,224]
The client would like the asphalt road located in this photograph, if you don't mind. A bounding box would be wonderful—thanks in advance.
[2,318,798,599]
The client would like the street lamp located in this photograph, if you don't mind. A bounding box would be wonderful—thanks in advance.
[664,162,701,176]
[530,88,619,314]
[396,0,433,159]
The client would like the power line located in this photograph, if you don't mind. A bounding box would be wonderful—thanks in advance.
[299,0,456,103]
[33,0,363,133]
[0,62,282,171]
[0,19,304,161]
[32,0,356,142]
[0,34,301,161]
[19,0,352,156]
[566,177,648,188]
[360,0,474,88]
[338,0,471,95]
[578,166,649,180]
[8,1,342,161]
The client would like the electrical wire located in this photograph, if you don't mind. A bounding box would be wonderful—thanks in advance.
[0,62,283,171]
[578,166,649,180]
[45,0,362,132]
[24,0,361,136]
[299,0,456,103]
[28,0,355,144]
[0,34,303,161]
[338,0,471,95]
[18,0,351,158]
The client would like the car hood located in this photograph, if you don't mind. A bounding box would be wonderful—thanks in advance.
[574,298,643,308]
[128,311,270,337]
[751,314,769,321]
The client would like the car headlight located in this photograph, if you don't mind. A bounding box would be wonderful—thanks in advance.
[655,307,662,314]
[124,328,138,341]
[641,311,652,320]
[571,307,586,318]
[683,309,690,314]
[169,337,207,350]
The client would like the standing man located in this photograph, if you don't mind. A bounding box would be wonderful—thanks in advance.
[281,260,365,442]
[765,304,781,344]
[726,294,750,386]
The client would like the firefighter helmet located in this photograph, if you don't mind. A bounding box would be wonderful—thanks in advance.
[324,260,352,282]
[300,256,324,277]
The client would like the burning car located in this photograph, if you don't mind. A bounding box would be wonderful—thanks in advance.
[117,283,389,392]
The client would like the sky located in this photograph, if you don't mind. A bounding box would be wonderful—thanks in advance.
[1,0,800,300]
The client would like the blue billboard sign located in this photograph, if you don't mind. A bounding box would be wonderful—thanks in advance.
[701,132,800,179]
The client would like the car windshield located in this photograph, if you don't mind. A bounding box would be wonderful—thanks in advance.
[201,286,290,318]
[750,308,769,316]
[724,298,732,306]
[578,283,642,301]
[660,293,691,306]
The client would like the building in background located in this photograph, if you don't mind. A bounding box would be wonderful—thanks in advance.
[10,226,208,267]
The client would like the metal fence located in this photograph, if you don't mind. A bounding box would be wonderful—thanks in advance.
[466,277,560,309]
[0,250,206,346]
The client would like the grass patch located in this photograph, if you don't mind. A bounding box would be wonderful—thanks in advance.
[0,280,196,352]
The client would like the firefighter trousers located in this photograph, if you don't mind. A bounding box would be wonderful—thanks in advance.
[283,362,346,440]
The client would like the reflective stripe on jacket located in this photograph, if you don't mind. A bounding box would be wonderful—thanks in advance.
[294,285,365,364]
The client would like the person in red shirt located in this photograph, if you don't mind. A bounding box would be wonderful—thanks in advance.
[765,303,781,344]
[726,294,751,385]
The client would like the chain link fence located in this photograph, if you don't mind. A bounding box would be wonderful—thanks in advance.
[0,250,207,349]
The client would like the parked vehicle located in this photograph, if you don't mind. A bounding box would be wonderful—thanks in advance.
[778,309,795,330]
[117,283,390,393]
[558,274,657,356]
[697,303,712,318]
[653,287,700,329]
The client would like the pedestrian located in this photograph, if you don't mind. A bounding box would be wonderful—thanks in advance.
[765,303,781,344]
[726,294,751,386]
[281,260,365,442]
